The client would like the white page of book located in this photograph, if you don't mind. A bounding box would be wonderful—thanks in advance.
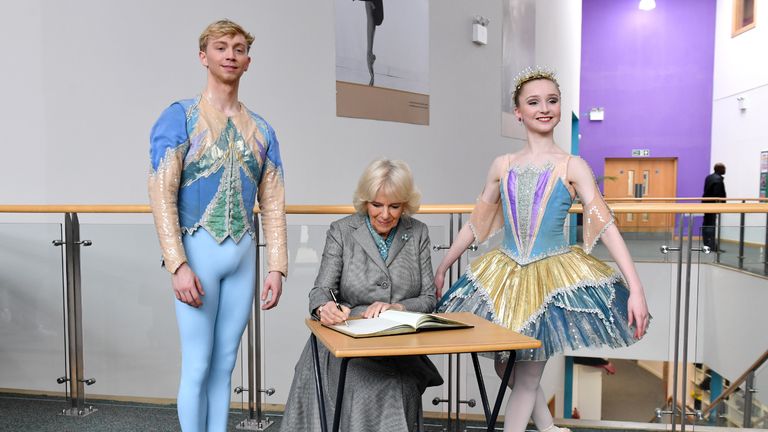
[379,310,424,328]
[331,317,405,335]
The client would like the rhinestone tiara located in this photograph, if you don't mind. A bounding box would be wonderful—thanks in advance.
[513,66,558,95]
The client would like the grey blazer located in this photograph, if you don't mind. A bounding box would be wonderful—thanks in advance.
[308,213,436,316]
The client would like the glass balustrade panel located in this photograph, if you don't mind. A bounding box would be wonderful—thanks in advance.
[749,364,768,429]
[78,222,182,402]
[691,216,768,430]
[0,223,66,395]
[702,217,768,277]
[6,209,763,431]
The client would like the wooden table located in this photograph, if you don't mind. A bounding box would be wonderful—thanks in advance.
[306,312,541,432]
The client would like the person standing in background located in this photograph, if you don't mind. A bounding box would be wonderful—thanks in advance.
[702,163,726,251]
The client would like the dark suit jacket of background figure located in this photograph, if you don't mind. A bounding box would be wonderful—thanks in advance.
[702,171,726,249]
[279,212,442,432]
[702,171,726,224]
[703,172,726,202]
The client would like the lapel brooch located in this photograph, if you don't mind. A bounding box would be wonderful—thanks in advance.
[401,233,410,241]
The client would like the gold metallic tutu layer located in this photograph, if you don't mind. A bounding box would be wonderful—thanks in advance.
[467,246,623,332]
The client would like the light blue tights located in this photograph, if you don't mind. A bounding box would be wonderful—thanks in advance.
[176,230,256,432]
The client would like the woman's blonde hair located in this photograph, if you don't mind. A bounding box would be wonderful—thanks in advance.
[353,159,421,215]
[199,19,255,53]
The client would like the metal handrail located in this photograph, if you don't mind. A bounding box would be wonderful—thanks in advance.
[2,201,767,428]
[604,197,768,202]
[702,349,768,417]
[2,202,768,214]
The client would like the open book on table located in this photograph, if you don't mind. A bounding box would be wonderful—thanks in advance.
[325,310,473,338]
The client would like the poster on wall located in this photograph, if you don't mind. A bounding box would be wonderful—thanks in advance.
[335,0,430,125]
[501,0,535,139]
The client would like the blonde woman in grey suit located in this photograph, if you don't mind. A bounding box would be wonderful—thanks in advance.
[280,159,442,431]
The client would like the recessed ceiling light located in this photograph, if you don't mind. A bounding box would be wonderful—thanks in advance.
[639,0,656,11]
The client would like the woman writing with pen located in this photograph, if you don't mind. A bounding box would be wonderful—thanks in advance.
[327,288,350,327]
[280,158,442,432]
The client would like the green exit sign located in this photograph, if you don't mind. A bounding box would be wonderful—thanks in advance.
[632,149,650,157]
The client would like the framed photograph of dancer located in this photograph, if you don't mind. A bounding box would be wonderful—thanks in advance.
[500,0,535,139]
[335,0,430,125]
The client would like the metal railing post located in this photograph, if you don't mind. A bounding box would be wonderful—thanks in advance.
[671,214,685,431]
[739,201,746,269]
[743,371,755,428]
[658,215,685,428]
[453,213,461,432]
[764,213,768,275]
[447,353,454,431]
[679,213,697,432]
[716,212,722,264]
[449,214,454,287]
[431,213,456,431]
[237,215,275,430]
[456,214,463,279]
[455,354,461,432]
[55,213,96,417]
[447,213,479,431]
[659,214,709,428]
[448,213,455,432]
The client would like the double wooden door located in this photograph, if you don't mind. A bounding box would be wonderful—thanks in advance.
[603,158,677,232]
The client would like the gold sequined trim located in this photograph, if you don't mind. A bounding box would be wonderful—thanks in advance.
[148,144,189,274]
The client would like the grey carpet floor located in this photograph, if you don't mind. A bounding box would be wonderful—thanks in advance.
[0,359,667,431]
[0,394,198,431]
[0,392,658,432]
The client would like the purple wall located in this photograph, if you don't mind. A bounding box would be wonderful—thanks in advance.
[580,0,716,199]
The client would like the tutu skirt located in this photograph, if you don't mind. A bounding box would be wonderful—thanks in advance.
[436,246,644,361]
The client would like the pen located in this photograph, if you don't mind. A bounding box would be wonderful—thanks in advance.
[328,289,350,327]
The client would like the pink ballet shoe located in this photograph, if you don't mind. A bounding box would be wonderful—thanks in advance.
[602,361,617,375]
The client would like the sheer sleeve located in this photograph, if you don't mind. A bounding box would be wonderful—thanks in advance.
[582,185,615,254]
[468,196,504,244]
[148,103,189,274]
[257,123,288,277]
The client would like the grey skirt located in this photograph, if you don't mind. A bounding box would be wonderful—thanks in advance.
[280,337,443,432]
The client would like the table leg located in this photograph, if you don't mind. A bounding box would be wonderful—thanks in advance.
[471,353,491,421]
[310,335,328,432]
[332,358,350,432]
[489,351,516,431]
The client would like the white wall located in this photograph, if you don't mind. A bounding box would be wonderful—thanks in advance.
[537,0,581,139]
[0,0,581,210]
[0,0,583,415]
[711,0,768,100]
[705,4,768,403]
[711,0,768,242]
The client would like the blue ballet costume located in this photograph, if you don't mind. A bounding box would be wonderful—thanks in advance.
[149,95,287,431]
[437,157,644,362]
